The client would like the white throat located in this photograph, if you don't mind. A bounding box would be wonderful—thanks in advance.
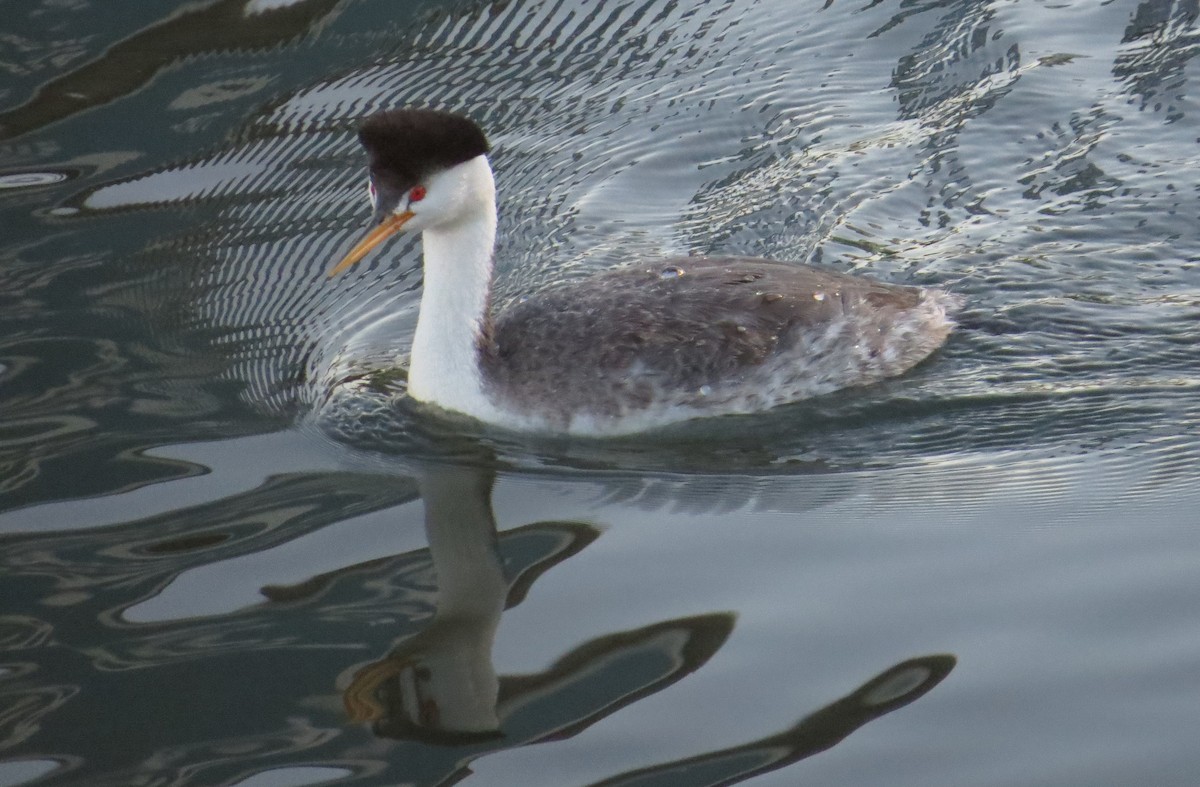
[407,156,499,419]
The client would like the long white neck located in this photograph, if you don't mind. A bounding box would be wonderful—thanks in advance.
[407,157,498,419]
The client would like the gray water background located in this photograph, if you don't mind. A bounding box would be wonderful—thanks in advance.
[2,0,1200,784]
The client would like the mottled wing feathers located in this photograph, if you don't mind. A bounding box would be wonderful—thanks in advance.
[484,258,928,418]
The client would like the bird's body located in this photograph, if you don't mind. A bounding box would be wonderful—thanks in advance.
[330,109,958,437]
[484,259,954,433]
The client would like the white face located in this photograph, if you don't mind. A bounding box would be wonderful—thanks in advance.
[390,156,494,234]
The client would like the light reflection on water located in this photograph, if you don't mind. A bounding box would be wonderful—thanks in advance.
[2,0,1200,784]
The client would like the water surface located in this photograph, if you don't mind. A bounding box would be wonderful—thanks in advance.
[2,0,1199,784]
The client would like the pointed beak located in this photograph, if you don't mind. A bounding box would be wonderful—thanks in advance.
[327,210,415,277]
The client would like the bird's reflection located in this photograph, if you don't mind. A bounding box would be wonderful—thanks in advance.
[328,460,955,785]
[344,465,509,740]
[336,462,735,754]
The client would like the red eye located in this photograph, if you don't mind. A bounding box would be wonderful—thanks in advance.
[410,185,427,202]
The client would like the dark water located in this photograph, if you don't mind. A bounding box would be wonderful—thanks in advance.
[2,0,1200,784]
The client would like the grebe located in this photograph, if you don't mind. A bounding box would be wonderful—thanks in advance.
[329,108,957,436]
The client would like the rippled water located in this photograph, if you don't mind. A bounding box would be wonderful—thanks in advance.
[2,0,1200,784]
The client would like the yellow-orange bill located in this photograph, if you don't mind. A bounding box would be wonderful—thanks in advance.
[327,210,415,277]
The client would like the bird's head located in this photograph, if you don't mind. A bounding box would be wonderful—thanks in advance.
[329,108,491,277]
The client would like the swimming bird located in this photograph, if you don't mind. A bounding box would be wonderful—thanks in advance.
[329,108,957,436]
